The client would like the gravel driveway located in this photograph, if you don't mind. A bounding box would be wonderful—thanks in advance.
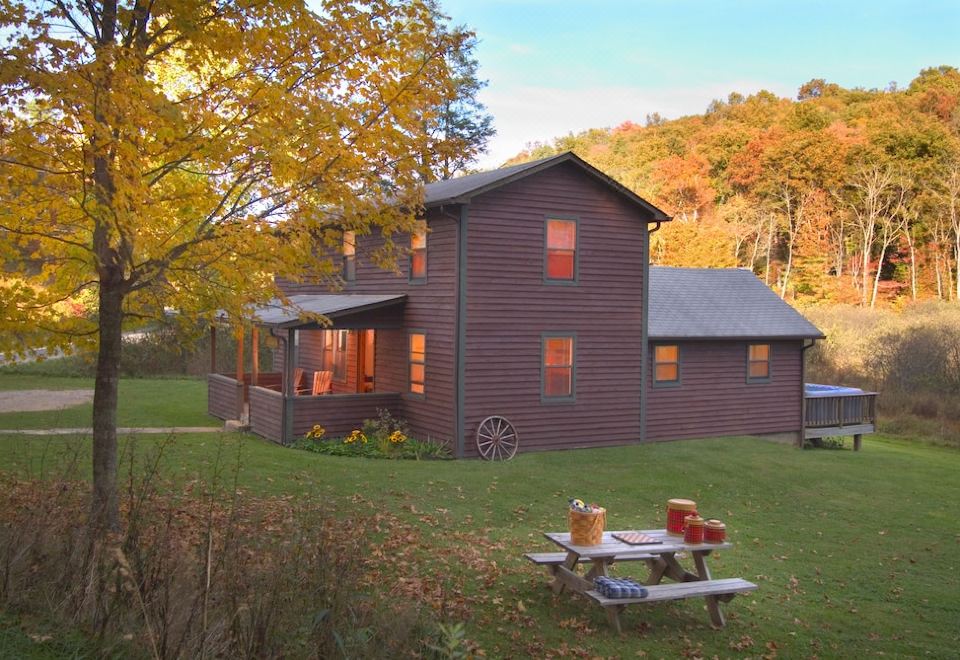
[0,389,95,413]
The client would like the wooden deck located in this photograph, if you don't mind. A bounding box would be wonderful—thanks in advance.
[804,387,877,449]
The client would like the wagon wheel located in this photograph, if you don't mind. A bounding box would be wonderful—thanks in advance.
[476,416,518,461]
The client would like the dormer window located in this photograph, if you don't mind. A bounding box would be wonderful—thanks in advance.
[545,217,577,282]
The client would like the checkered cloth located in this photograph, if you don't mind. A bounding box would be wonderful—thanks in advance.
[594,576,648,599]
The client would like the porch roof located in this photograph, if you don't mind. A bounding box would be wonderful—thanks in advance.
[252,294,406,329]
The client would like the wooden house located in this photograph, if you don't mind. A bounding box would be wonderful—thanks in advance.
[209,152,870,457]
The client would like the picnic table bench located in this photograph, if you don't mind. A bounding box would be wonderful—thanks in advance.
[529,529,757,633]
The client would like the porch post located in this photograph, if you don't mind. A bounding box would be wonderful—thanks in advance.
[234,325,245,420]
[251,326,259,386]
[209,325,217,373]
[282,328,297,444]
[235,326,245,383]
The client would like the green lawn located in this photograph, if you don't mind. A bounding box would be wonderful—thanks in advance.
[2,430,957,658]
[0,374,216,429]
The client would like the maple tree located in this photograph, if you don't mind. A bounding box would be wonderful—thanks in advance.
[0,0,481,531]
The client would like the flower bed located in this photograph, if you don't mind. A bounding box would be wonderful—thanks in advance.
[292,409,451,460]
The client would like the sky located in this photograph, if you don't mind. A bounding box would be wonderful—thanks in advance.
[439,0,960,169]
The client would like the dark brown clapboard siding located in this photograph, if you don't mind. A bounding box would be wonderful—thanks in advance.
[646,340,802,441]
[463,160,649,457]
[290,393,402,437]
[277,208,457,446]
[208,373,242,420]
[249,386,283,442]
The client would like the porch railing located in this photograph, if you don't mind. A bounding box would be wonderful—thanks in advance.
[290,392,402,439]
[207,372,284,421]
[208,373,243,420]
[805,392,877,429]
[245,386,402,444]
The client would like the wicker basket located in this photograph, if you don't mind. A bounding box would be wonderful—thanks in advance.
[568,507,606,546]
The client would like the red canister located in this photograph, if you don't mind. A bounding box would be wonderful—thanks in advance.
[705,519,726,544]
[666,498,697,536]
[684,515,705,544]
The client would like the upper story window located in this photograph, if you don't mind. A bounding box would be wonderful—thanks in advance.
[542,334,575,400]
[323,329,348,383]
[342,230,356,281]
[653,345,680,386]
[409,332,426,395]
[747,343,771,383]
[545,218,577,282]
[410,221,427,282]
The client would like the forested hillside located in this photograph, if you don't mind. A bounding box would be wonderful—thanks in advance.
[508,66,960,306]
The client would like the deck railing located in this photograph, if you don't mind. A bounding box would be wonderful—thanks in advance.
[805,392,877,429]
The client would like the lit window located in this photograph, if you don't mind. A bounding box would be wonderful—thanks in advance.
[410,222,427,281]
[543,335,574,398]
[343,231,356,281]
[545,218,576,281]
[409,332,425,395]
[323,330,348,382]
[654,345,680,385]
[748,344,771,382]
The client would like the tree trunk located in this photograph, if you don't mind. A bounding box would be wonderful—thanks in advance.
[764,215,774,286]
[908,233,917,301]
[934,251,943,299]
[955,236,959,302]
[871,243,888,308]
[91,277,124,532]
[862,244,871,307]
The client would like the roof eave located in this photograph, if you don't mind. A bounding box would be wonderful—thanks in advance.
[425,152,671,222]
[648,333,826,341]
[259,296,407,330]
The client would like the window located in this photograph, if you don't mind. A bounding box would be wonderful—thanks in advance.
[747,343,771,382]
[653,345,680,386]
[409,332,425,395]
[342,231,356,281]
[323,330,348,382]
[545,218,577,281]
[410,222,427,281]
[543,335,575,399]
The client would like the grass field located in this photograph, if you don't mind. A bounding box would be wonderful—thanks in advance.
[0,374,216,429]
[2,425,957,658]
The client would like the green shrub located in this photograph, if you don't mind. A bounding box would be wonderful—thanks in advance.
[1,324,275,379]
[294,410,451,460]
[805,302,960,446]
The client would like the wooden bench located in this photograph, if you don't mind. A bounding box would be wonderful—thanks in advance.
[585,577,758,633]
[524,551,656,566]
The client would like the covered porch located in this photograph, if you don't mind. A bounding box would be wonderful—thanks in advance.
[208,294,407,444]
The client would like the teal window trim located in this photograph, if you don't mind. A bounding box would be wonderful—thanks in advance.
[541,332,576,403]
[409,221,428,284]
[407,329,426,398]
[652,343,681,388]
[342,230,356,282]
[746,343,772,384]
[543,215,579,285]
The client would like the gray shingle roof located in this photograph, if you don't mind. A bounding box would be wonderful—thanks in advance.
[423,152,670,221]
[253,294,405,328]
[649,267,824,340]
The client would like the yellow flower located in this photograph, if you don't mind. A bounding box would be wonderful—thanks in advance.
[388,430,407,444]
[345,429,366,445]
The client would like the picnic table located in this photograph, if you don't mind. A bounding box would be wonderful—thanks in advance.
[526,529,757,633]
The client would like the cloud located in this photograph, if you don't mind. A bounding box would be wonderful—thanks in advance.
[474,80,794,169]
[507,43,534,55]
